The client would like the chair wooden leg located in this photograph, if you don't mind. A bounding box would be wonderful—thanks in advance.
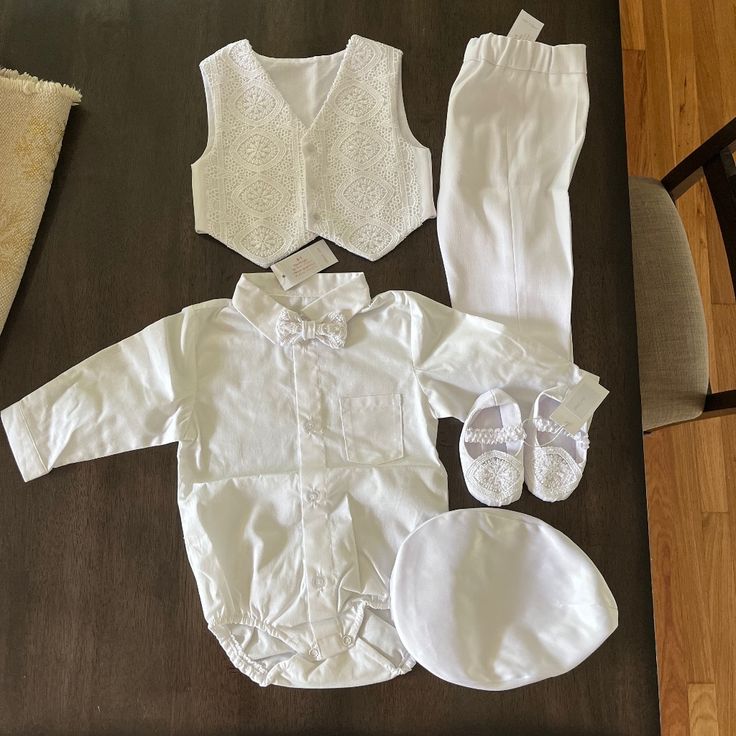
[704,151,736,295]
[662,116,736,197]
[699,389,736,420]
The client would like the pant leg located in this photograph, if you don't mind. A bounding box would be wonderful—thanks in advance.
[437,33,588,359]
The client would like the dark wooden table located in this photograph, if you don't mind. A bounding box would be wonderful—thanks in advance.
[0,1,659,733]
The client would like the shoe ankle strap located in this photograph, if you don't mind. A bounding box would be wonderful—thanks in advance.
[465,424,525,445]
[531,417,590,447]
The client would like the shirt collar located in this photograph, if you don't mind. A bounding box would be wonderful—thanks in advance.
[231,272,371,344]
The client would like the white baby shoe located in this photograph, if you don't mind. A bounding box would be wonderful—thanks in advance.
[460,389,525,507]
[525,386,590,502]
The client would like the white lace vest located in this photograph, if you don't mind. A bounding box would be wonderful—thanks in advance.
[191,35,436,266]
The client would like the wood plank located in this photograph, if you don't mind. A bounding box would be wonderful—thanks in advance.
[711,304,736,391]
[717,414,736,736]
[667,423,716,684]
[691,0,728,139]
[690,419,729,513]
[693,0,736,141]
[644,429,690,736]
[641,0,676,176]
[688,683,720,736]
[619,0,646,51]
[622,48,650,175]
[701,511,735,736]
[720,414,736,506]
[663,0,699,163]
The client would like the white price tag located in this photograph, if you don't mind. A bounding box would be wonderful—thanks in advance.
[508,10,544,42]
[271,240,338,290]
[550,375,609,434]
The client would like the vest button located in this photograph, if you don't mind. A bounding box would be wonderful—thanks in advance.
[303,417,322,436]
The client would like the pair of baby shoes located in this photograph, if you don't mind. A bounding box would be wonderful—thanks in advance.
[460,387,590,506]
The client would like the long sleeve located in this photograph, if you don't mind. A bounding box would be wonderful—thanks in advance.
[405,291,591,421]
[2,311,196,482]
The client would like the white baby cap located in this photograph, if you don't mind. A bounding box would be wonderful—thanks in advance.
[390,509,618,691]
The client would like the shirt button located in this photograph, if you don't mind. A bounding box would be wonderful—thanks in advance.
[342,635,354,646]
[303,143,315,154]
[308,646,320,660]
[313,574,326,590]
[306,489,323,505]
[311,212,321,223]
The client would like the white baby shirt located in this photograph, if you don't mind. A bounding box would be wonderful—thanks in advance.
[1,272,587,689]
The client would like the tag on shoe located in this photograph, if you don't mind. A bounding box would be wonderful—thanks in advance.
[508,10,544,41]
[271,240,337,290]
[551,375,609,435]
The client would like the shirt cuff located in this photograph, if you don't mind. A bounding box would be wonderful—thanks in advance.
[1,400,48,482]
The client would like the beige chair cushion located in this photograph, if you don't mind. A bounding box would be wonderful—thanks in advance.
[629,176,708,430]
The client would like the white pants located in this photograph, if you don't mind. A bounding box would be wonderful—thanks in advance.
[437,33,589,359]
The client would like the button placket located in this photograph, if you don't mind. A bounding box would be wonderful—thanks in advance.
[301,134,324,234]
[303,416,322,436]
[293,342,337,625]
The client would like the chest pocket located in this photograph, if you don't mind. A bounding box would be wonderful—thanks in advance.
[340,393,404,465]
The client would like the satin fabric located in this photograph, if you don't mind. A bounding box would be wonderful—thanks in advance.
[390,508,618,690]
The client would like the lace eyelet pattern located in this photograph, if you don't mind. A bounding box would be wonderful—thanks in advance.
[467,450,523,507]
[530,446,582,501]
[525,409,589,502]
[464,423,525,445]
[193,36,434,266]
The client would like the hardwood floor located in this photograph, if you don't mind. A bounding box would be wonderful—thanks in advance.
[620,1,736,734]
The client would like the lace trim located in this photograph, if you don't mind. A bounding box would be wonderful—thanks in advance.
[464,424,525,445]
[530,446,582,501]
[467,450,523,507]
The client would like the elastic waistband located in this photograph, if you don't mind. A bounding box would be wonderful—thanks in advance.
[464,32,586,75]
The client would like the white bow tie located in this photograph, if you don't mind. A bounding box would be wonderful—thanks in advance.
[276,309,348,349]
